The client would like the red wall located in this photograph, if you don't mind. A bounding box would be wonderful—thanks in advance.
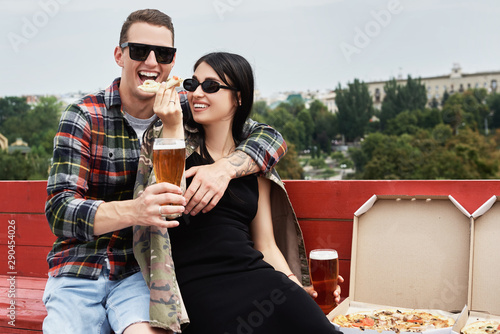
[1,180,500,292]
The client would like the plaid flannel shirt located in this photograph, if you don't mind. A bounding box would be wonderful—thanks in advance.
[45,77,287,281]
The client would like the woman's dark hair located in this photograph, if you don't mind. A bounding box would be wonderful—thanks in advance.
[185,52,254,163]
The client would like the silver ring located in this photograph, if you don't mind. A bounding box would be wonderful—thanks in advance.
[158,205,163,217]
[169,100,175,104]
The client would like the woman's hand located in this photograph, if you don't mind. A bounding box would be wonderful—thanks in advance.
[303,286,318,299]
[153,82,183,138]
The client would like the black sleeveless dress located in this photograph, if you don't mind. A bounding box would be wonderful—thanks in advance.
[169,153,340,334]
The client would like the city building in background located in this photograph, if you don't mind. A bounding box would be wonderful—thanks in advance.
[260,64,500,113]
[8,138,30,154]
[0,133,8,151]
[0,134,31,154]
[261,90,338,113]
[366,64,500,110]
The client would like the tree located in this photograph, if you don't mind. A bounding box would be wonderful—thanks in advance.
[385,108,443,136]
[429,97,439,109]
[265,106,293,131]
[360,133,421,179]
[335,79,373,142]
[349,132,389,177]
[348,146,368,175]
[442,94,464,134]
[0,96,62,180]
[309,99,328,120]
[250,112,266,124]
[261,103,310,153]
[463,89,489,133]
[442,89,490,135]
[449,128,499,177]
[26,96,62,145]
[431,123,453,145]
[296,109,314,151]
[441,90,450,106]
[313,109,336,154]
[380,76,427,130]
[281,119,303,150]
[385,110,420,136]
[1,96,62,147]
[0,151,33,180]
[379,79,400,129]
[275,143,304,179]
[251,100,269,117]
[350,127,499,180]
[418,108,442,129]
[286,96,306,117]
[0,97,30,139]
[487,93,500,129]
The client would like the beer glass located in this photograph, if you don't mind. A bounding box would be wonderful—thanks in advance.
[309,249,339,314]
[153,138,186,219]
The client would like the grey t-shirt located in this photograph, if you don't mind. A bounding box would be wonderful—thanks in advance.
[123,111,156,145]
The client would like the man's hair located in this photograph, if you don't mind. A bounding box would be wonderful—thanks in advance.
[119,9,175,46]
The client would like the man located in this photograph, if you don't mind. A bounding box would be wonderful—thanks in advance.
[43,9,286,334]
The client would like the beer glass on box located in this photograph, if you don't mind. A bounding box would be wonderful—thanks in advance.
[153,138,186,219]
[309,249,339,314]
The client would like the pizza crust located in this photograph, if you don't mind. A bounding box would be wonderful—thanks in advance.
[461,321,500,334]
[138,77,183,93]
[138,80,160,93]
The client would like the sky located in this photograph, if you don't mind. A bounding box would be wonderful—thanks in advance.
[1,0,499,99]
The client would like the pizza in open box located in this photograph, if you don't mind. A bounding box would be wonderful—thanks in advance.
[332,309,455,333]
[461,321,500,334]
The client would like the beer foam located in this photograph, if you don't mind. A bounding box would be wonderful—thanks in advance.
[153,142,185,150]
[310,250,338,260]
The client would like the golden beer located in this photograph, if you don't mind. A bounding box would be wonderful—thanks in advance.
[153,138,185,219]
[309,249,339,314]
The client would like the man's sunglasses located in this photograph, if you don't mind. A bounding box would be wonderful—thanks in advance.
[120,42,176,64]
[183,78,238,94]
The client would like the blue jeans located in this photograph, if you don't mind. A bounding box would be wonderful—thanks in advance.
[42,268,150,334]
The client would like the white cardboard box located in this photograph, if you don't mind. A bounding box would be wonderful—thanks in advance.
[331,299,462,334]
[328,195,471,333]
[452,195,500,333]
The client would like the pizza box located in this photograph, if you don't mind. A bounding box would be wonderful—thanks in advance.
[452,307,500,334]
[330,299,464,334]
[452,195,500,334]
[327,195,471,333]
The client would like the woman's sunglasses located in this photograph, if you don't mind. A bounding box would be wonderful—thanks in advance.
[183,78,238,94]
[120,42,176,64]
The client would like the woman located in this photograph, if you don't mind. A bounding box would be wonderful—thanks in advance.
[134,52,342,333]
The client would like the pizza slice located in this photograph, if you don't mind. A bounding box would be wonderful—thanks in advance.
[138,76,183,93]
[461,321,500,334]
